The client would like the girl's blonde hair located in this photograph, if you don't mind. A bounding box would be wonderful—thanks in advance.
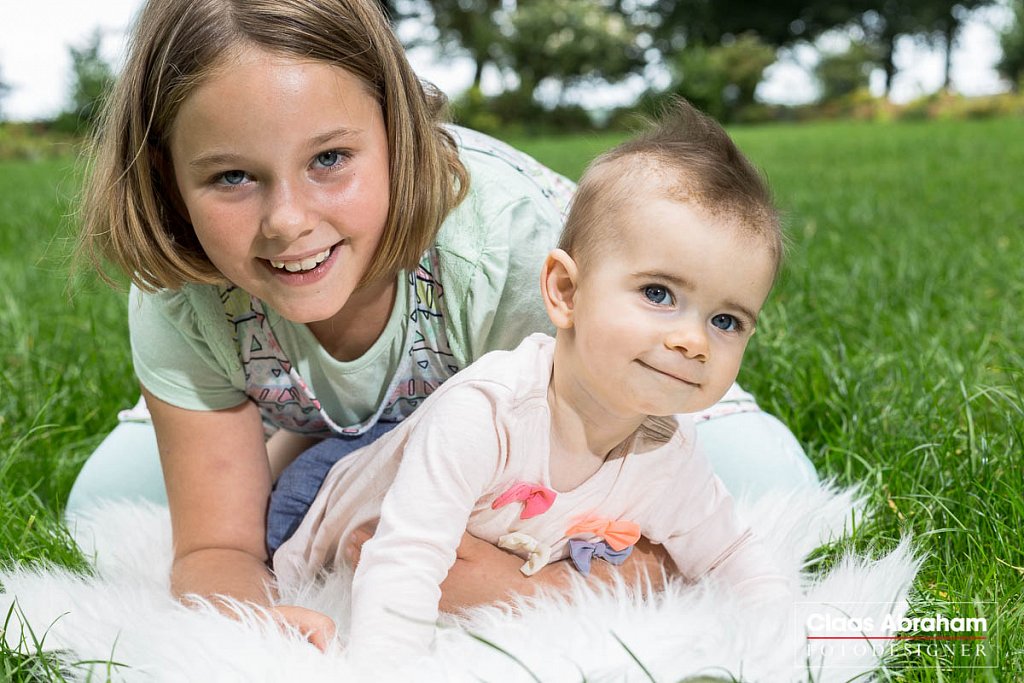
[80,0,468,291]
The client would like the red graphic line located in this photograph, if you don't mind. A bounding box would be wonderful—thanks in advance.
[807,636,987,641]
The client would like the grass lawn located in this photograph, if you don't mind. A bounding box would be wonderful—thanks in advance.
[2,116,1023,680]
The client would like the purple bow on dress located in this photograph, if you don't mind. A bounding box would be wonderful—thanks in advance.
[568,539,633,576]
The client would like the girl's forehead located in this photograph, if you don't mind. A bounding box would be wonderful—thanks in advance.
[169,48,385,153]
[204,44,350,83]
[174,45,375,123]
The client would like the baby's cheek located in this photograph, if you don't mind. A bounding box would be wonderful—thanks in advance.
[716,349,747,389]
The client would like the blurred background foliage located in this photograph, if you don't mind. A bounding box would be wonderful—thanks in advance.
[389,0,1024,134]
[2,0,1024,154]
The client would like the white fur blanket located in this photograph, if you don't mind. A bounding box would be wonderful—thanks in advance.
[1,484,918,682]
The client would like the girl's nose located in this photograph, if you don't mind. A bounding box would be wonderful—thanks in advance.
[665,317,709,362]
[261,182,315,241]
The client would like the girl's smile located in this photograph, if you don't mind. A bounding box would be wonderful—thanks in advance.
[169,46,392,334]
[263,240,343,284]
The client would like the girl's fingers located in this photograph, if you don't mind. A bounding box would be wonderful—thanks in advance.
[305,616,335,651]
[272,605,337,652]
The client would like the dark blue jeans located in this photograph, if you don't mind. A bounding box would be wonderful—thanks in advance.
[266,421,401,556]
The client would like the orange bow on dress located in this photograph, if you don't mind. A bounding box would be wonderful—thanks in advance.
[565,516,641,552]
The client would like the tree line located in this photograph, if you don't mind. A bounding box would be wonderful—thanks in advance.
[381,0,1024,128]
[1,0,1023,130]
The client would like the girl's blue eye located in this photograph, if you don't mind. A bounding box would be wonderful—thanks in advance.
[219,170,248,185]
[314,151,342,168]
[643,285,673,306]
[711,313,739,332]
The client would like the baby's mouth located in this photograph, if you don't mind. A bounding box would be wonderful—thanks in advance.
[637,360,700,387]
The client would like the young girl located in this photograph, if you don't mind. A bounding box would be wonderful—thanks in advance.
[69,0,815,650]
[273,100,792,660]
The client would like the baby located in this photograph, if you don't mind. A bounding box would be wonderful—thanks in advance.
[274,99,790,658]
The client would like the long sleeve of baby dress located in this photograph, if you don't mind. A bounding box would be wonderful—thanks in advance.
[326,383,511,659]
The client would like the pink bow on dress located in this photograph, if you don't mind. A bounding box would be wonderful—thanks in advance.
[565,516,641,551]
[491,482,557,519]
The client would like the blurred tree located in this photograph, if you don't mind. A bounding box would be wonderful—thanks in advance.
[854,0,993,94]
[915,0,992,90]
[856,3,916,94]
[636,0,866,116]
[645,0,992,96]
[56,29,115,134]
[997,0,1024,90]
[412,0,504,88]
[642,0,863,50]
[493,0,643,106]
[814,40,881,101]
[647,0,768,47]
[669,33,777,120]
[0,67,11,121]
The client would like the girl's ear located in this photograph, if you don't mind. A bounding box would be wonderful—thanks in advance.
[541,249,579,329]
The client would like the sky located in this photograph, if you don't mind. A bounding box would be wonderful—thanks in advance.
[0,1,1014,121]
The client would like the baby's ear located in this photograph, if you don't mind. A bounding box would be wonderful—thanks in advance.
[540,249,578,329]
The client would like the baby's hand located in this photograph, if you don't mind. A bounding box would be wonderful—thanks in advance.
[271,605,336,651]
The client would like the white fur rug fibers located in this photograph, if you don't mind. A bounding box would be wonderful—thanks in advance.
[1,484,919,682]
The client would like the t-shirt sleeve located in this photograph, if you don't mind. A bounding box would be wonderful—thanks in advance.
[128,284,247,411]
[439,154,567,366]
[465,196,559,359]
[346,382,507,657]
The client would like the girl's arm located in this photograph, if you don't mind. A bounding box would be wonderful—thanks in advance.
[346,527,671,611]
[439,535,670,610]
[144,388,273,602]
[143,388,335,646]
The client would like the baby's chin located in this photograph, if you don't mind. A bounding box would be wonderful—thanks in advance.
[650,392,729,417]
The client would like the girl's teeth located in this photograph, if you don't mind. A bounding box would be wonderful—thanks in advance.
[271,248,331,272]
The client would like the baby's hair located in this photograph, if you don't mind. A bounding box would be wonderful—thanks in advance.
[558,98,783,279]
[78,0,468,291]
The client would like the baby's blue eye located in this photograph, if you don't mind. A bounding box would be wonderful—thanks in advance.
[711,314,739,331]
[314,151,341,168]
[219,170,248,185]
[643,285,673,306]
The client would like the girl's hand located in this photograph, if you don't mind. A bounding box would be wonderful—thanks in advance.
[346,526,671,611]
[271,605,337,651]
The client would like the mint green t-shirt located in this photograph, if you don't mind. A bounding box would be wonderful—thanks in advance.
[129,130,572,427]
